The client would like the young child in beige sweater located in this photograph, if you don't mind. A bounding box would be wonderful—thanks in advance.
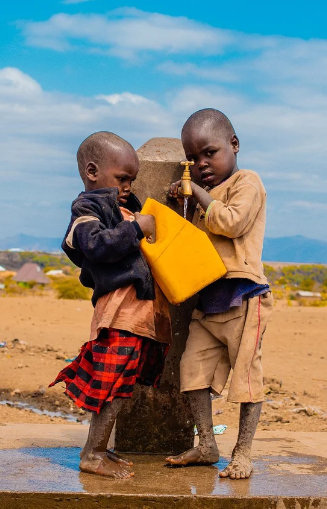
[167,108,273,479]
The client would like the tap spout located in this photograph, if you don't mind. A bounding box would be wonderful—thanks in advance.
[178,160,194,197]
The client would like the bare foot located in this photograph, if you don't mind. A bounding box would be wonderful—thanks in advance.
[219,451,253,479]
[80,452,134,478]
[166,445,219,466]
[106,449,133,467]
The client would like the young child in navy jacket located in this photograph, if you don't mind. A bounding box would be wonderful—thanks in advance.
[51,131,171,478]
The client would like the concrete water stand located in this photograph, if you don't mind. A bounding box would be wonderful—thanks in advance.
[0,424,326,508]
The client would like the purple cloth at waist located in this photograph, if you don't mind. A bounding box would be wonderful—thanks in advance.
[197,278,270,314]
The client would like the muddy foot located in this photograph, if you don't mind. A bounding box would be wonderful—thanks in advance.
[166,446,219,466]
[106,449,133,467]
[80,452,134,478]
[219,452,253,479]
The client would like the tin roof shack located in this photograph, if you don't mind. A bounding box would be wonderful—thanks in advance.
[13,263,50,287]
[295,291,322,299]
[45,269,63,276]
[295,290,322,306]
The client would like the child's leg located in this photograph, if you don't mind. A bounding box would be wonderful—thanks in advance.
[165,388,219,465]
[219,294,272,479]
[219,401,261,479]
[80,398,134,478]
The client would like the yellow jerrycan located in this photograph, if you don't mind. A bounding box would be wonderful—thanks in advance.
[140,198,227,305]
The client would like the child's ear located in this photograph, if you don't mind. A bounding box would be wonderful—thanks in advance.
[231,134,239,154]
[85,162,98,182]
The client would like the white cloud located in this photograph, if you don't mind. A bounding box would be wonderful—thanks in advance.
[159,38,327,107]
[158,61,237,83]
[0,67,42,96]
[290,201,327,211]
[0,67,173,164]
[21,10,232,58]
[96,92,152,106]
[1,66,327,202]
[4,9,327,240]
[20,7,327,93]
[167,83,327,198]
[0,67,175,237]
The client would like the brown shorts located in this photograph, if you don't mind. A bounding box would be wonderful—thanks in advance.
[180,292,273,403]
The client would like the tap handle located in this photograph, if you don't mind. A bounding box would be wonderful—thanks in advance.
[179,160,194,197]
[180,160,194,176]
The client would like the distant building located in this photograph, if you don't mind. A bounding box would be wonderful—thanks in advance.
[7,248,25,252]
[13,263,50,285]
[295,291,321,299]
[45,269,63,276]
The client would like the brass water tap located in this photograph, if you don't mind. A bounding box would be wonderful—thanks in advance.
[178,160,194,197]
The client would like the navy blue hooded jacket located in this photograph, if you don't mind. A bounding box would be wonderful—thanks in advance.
[62,188,155,306]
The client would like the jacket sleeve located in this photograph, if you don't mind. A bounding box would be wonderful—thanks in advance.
[205,181,263,238]
[64,200,144,264]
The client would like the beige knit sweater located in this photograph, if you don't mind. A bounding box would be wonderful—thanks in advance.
[193,169,268,285]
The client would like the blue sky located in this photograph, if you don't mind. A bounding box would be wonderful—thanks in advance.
[1,0,327,241]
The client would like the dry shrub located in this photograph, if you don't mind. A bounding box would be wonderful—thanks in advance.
[2,276,47,296]
[297,298,327,307]
[307,299,327,307]
[2,276,24,295]
[52,276,90,300]
[272,288,284,300]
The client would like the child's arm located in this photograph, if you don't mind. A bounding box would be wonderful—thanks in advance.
[191,180,263,238]
[64,199,154,264]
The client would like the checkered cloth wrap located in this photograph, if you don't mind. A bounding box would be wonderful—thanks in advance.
[49,328,169,413]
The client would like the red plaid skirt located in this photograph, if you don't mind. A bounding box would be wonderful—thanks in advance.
[50,328,169,413]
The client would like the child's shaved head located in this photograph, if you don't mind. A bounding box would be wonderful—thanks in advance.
[76,131,139,199]
[181,108,239,188]
[77,131,135,182]
[182,108,236,142]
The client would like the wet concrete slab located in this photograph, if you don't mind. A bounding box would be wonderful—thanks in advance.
[0,424,326,508]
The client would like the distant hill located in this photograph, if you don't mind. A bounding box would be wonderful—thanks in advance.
[0,250,74,272]
[0,234,62,252]
[263,235,327,264]
[0,234,326,264]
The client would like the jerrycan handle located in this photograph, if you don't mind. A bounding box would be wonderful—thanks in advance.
[140,198,185,257]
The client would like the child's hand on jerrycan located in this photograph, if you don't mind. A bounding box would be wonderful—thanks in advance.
[135,212,156,241]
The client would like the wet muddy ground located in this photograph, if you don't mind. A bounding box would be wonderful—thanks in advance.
[1,296,327,431]
[1,427,326,497]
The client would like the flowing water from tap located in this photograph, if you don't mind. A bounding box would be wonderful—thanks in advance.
[183,197,188,219]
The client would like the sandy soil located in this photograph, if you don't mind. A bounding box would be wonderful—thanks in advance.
[0,295,326,431]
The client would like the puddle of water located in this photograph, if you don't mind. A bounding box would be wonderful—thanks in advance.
[0,400,89,425]
[0,447,83,493]
[0,447,326,497]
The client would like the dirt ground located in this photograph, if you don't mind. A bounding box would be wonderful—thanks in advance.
[0,295,326,432]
